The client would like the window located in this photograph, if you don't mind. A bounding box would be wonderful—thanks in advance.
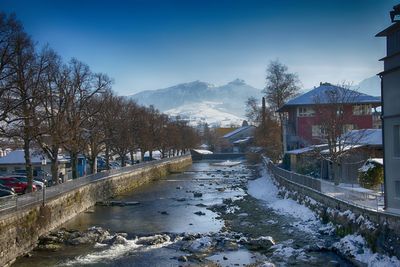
[298,107,315,117]
[396,181,400,198]
[312,125,327,138]
[312,125,320,137]
[353,104,372,115]
[394,125,400,157]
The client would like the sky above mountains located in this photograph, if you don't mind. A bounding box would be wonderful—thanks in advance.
[0,0,396,95]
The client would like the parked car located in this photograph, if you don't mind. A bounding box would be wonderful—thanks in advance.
[0,184,15,194]
[0,188,15,198]
[0,177,37,194]
[8,175,45,190]
[13,169,50,179]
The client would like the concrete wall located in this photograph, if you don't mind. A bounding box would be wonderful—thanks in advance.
[382,71,400,213]
[266,161,400,258]
[0,155,192,266]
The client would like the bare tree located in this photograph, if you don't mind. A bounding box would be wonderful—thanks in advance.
[5,33,51,191]
[35,50,70,183]
[63,59,108,179]
[264,60,300,154]
[246,97,282,162]
[245,96,261,125]
[312,83,368,184]
[0,13,23,125]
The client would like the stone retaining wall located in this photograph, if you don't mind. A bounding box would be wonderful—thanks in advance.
[265,161,400,258]
[0,155,192,266]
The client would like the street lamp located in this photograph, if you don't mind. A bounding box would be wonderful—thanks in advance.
[41,157,46,206]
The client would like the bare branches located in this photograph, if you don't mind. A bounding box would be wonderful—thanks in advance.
[263,60,301,113]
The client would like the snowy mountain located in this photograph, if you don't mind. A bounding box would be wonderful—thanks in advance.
[356,76,380,97]
[165,101,244,127]
[130,79,262,127]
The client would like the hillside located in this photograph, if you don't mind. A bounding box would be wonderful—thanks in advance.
[130,79,262,126]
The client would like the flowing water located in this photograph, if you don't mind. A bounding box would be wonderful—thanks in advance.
[13,161,354,267]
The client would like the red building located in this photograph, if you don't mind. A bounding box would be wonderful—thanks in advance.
[277,83,381,151]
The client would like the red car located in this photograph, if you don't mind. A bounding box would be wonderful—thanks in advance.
[0,177,37,194]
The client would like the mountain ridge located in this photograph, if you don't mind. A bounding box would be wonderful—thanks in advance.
[129,79,263,126]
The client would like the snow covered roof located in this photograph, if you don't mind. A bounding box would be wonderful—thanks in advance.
[199,144,209,149]
[192,149,213,155]
[342,129,382,146]
[286,146,315,155]
[223,125,255,139]
[369,158,383,165]
[321,144,363,154]
[0,150,69,165]
[278,83,380,112]
[286,144,327,155]
[233,137,252,144]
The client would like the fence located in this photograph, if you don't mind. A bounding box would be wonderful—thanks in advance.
[0,155,190,216]
[264,157,384,211]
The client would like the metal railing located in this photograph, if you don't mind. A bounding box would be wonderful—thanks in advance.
[0,154,190,217]
[263,157,384,212]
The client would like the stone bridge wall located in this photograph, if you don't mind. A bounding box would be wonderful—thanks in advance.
[0,155,192,266]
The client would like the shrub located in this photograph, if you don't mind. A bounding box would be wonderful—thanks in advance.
[358,160,383,190]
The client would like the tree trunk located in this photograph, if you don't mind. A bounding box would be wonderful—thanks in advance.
[140,150,145,161]
[105,144,110,170]
[149,150,153,161]
[88,155,97,174]
[120,154,126,167]
[71,152,78,179]
[23,137,33,192]
[50,146,59,184]
[130,150,134,164]
[51,158,59,185]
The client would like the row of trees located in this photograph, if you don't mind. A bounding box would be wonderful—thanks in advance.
[0,13,199,191]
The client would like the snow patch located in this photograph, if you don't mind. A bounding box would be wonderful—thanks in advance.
[247,169,318,233]
[333,234,400,267]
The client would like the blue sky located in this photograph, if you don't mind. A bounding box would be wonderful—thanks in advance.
[0,0,397,95]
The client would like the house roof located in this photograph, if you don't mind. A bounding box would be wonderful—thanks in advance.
[223,125,255,139]
[342,129,382,146]
[278,83,381,112]
[0,150,68,165]
[376,21,400,37]
[233,137,252,144]
[286,144,328,155]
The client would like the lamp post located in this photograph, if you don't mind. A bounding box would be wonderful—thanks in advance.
[41,157,46,206]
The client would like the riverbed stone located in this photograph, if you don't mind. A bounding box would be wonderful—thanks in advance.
[136,234,171,246]
[246,236,275,251]
[104,235,128,245]
[193,192,203,197]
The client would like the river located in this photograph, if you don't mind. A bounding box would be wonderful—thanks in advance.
[13,160,355,267]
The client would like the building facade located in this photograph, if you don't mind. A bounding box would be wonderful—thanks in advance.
[377,5,400,213]
[278,83,381,151]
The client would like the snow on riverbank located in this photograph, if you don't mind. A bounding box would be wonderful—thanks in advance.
[247,168,320,234]
[249,167,400,267]
[333,234,400,267]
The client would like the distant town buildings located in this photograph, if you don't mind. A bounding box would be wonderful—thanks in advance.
[377,4,400,213]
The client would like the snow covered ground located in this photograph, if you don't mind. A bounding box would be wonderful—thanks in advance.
[248,168,400,267]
